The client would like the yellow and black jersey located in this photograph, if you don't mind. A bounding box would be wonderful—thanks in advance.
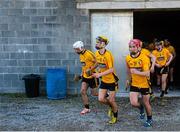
[152,48,171,67]
[126,53,150,88]
[141,48,152,68]
[166,45,176,57]
[141,48,151,57]
[80,50,96,78]
[95,50,117,83]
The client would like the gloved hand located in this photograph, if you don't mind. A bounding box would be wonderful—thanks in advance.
[86,69,92,77]
[74,74,82,82]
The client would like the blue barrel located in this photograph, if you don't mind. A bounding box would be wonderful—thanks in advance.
[46,68,67,99]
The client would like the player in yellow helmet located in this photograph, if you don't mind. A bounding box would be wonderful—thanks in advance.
[73,41,98,115]
[152,41,173,97]
[126,39,153,127]
[92,35,119,124]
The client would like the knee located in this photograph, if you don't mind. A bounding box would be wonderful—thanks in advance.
[98,97,105,103]
[161,80,166,85]
[130,101,139,107]
[81,89,86,95]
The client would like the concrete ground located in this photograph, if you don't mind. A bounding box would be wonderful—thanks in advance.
[0,88,180,131]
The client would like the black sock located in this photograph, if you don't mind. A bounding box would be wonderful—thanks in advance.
[113,111,118,118]
[147,115,152,120]
[84,104,89,109]
[170,81,174,87]
[139,104,144,114]
[109,104,112,108]
[160,91,165,97]
[165,86,168,92]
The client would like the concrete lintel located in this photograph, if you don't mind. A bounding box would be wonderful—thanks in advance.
[77,1,180,9]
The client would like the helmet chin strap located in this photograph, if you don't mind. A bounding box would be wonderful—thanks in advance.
[130,51,139,57]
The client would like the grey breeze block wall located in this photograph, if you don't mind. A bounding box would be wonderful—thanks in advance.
[0,0,90,95]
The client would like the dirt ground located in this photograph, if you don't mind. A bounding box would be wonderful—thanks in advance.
[0,93,180,131]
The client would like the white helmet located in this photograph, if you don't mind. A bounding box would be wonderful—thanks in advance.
[73,41,84,50]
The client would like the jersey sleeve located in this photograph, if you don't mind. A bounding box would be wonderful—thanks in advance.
[87,50,96,62]
[143,56,150,71]
[143,48,151,56]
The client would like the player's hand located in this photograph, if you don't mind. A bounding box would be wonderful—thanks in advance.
[74,74,82,82]
[150,67,154,73]
[92,73,100,78]
[86,69,92,77]
[130,68,137,74]
[125,80,130,91]
[165,62,170,67]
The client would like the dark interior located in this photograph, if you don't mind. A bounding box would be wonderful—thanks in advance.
[134,10,180,87]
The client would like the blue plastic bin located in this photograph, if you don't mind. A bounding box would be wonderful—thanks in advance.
[46,68,67,99]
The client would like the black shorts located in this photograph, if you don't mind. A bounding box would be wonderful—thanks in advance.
[81,77,99,88]
[155,66,169,75]
[130,86,150,95]
[99,81,117,91]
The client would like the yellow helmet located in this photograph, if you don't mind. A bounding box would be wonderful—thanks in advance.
[96,35,109,45]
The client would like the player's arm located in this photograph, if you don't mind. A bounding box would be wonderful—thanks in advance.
[130,58,150,77]
[92,53,114,78]
[130,69,150,77]
[89,60,98,71]
[172,47,176,60]
[165,52,173,66]
[149,53,156,73]
[92,67,113,78]
[125,62,131,90]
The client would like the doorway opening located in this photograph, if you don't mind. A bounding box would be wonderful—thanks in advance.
[134,10,180,88]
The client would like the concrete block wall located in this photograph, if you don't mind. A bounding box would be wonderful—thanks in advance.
[0,0,90,95]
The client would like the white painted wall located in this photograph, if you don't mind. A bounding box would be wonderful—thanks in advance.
[91,12,133,93]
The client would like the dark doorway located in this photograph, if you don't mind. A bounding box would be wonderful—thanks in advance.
[134,10,180,87]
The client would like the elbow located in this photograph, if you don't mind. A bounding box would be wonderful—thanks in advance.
[110,68,114,73]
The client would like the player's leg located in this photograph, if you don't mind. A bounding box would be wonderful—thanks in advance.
[80,81,90,114]
[90,78,99,96]
[142,94,153,127]
[130,90,145,119]
[108,90,118,124]
[169,67,174,90]
[160,74,168,97]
